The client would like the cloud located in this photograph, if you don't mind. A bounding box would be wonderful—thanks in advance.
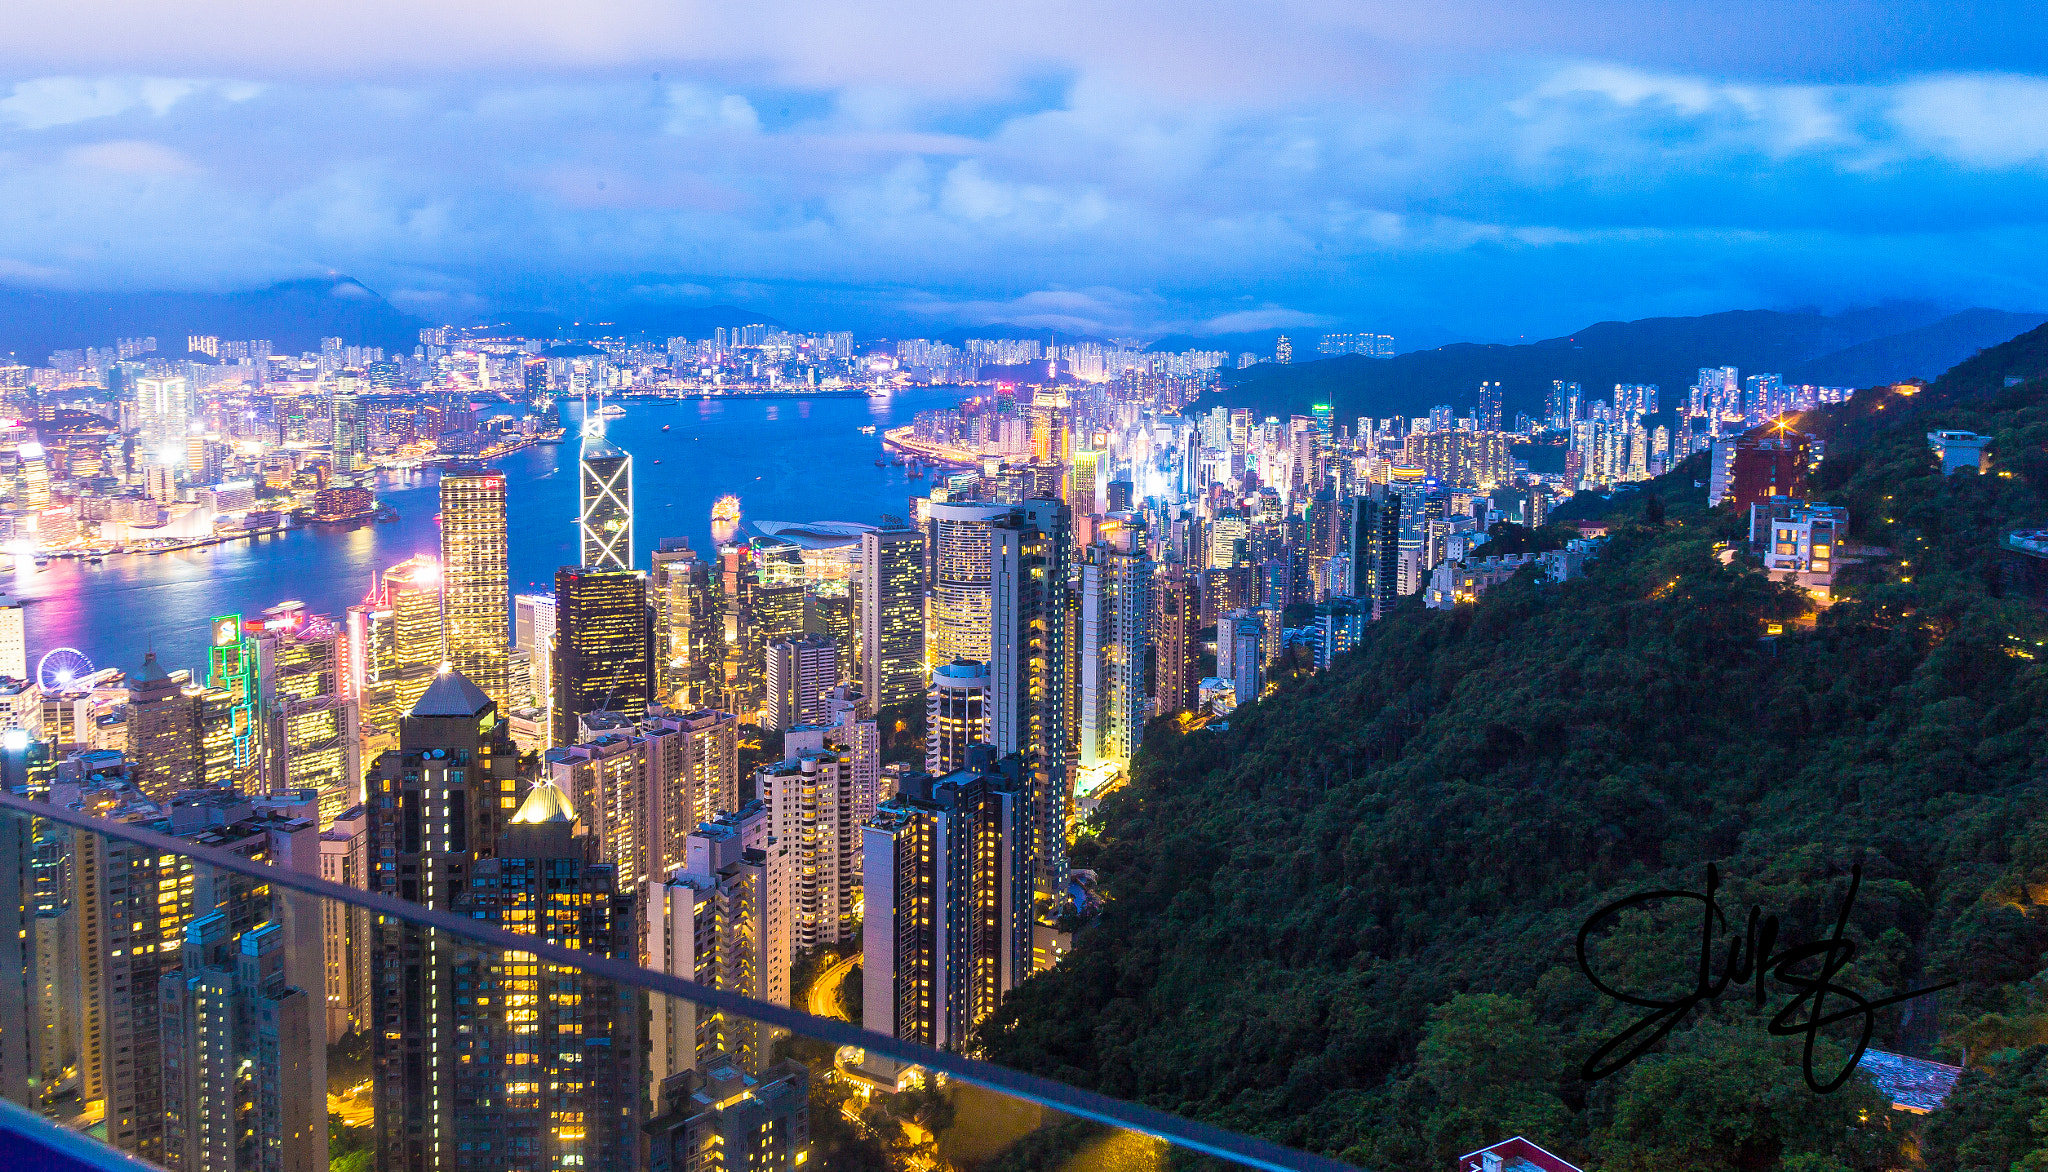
[0,76,258,129]
[63,140,196,175]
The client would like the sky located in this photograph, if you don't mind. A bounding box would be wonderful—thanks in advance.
[3,1,2048,346]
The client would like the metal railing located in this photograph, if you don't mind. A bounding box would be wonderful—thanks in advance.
[0,790,1361,1172]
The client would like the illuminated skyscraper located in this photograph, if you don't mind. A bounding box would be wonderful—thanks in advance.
[926,658,990,775]
[203,614,260,790]
[858,527,925,708]
[763,634,839,733]
[579,413,634,571]
[330,392,366,473]
[551,566,653,748]
[440,466,511,710]
[988,499,1072,900]
[861,755,1026,1051]
[1152,563,1200,717]
[926,502,1009,667]
[0,592,24,681]
[127,651,200,798]
[1077,518,1152,779]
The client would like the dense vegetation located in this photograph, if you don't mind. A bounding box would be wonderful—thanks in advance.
[982,325,2048,1170]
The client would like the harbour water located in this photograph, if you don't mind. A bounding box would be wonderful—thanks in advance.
[13,387,975,679]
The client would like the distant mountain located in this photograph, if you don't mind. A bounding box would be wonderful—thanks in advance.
[1784,308,2047,388]
[487,304,784,342]
[0,277,424,362]
[1202,303,2041,425]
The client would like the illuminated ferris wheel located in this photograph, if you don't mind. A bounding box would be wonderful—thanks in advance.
[37,647,93,690]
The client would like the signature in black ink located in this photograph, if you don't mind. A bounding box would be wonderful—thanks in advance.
[1576,862,1956,1093]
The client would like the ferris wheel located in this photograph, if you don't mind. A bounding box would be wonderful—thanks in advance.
[37,647,93,690]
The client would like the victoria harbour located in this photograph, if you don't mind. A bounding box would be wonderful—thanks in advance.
[11,388,969,674]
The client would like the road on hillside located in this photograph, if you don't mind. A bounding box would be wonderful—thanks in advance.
[808,953,858,1021]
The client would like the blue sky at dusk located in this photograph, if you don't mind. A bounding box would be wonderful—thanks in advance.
[3,0,2047,345]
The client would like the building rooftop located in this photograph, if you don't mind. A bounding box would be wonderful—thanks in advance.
[510,779,578,825]
[1858,1048,1963,1114]
[410,668,493,718]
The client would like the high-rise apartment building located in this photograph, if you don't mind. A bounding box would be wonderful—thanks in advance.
[858,528,925,708]
[1349,492,1403,619]
[317,805,371,1043]
[546,703,740,891]
[643,1056,810,1172]
[763,634,839,732]
[759,741,860,950]
[578,420,634,571]
[1077,518,1152,776]
[926,658,990,775]
[157,917,324,1172]
[440,466,511,710]
[861,754,1027,1051]
[1152,563,1200,717]
[988,500,1072,900]
[552,566,653,748]
[513,591,556,712]
[647,800,791,1078]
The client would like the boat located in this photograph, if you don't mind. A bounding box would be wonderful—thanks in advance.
[375,504,400,522]
[857,425,877,435]
[874,458,888,467]
[710,495,742,524]
[598,404,627,419]
[652,459,661,465]
[662,424,671,431]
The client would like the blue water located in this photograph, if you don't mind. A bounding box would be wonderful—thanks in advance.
[14,388,972,680]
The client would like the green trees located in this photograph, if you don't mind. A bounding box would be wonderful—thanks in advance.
[980,325,2048,1168]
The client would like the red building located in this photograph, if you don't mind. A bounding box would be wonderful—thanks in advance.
[1459,1136,1583,1172]
[1709,424,1815,511]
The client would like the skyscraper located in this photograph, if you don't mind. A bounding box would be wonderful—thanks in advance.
[0,592,24,681]
[1349,492,1402,619]
[988,499,1072,901]
[763,634,840,733]
[1476,380,1503,432]
[552,566,653,748]
[1152,563,1200,718]
[760,739,860,950]
[440,466,511,710]
[330,392,366,473]
[858,527,925,708]
[127,651,200,798]
[579,414,634,571]
[926,658,990,775]
[861,754,1026,1051]
[1077,518,1152,778]
[926,502,1011,667]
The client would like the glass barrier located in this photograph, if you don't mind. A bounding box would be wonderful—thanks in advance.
[0,793,1356,1172]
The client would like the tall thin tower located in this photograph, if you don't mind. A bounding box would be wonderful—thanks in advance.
[579,392,634,570]
[440,464,511,710]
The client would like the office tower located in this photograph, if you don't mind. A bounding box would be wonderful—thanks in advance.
[440,466,511,711]
[157,918,323,1172]
[858,527,925,708]
[552,566,653,748]
[579,414,634,570]
[763,634,839,732]
[0,812,32,1110]
[927,502,1010,667]
[0,592,23,680]
[317,806,371,1043]
[513,591,556,710]
[367,670,522,1170]
[643,1056,811,1172]
[1152,564,1200,717]
[1077,518,1152,776]
[1219,609,1265,702]
[1348,492,1403,619]
[252,607,358,798]
[1068,448,1101,511]
[759,742,859,949]
[127,650,201,798]
[136,376,190,449]
[988,500,1072,900]
[1476,381,1503,432]
[452,782,642,1172]
[861,755,1026,1051]
[1208,509,1248,568]
[330,392,366,473]
[651,538,717,706]
[647,801,791,1078]
[926,659,990,775]
[203,614,261,790]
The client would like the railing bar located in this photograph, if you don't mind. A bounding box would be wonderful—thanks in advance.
[0,792,1362,1172]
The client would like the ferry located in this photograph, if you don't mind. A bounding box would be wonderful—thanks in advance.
[598,404,627,419]
[857,425,877,435]
[710,495,742,524]
[662,424,671,431]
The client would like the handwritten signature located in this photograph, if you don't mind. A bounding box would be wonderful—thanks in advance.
[1575,863,1956,1092]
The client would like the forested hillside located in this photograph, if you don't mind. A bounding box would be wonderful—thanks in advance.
[982,325,2048,1170]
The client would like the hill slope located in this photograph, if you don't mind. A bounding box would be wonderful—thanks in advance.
[1203,304,2040,428]
[0,277,423,360]
[983,324,2048,1170]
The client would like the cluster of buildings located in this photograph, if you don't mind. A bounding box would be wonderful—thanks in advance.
[0,313,1881,1172]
